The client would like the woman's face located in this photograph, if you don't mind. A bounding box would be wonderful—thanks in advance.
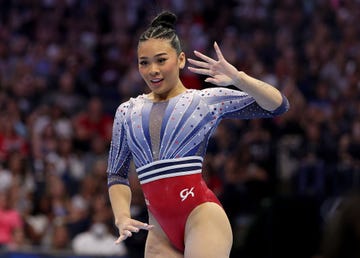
[138,38,185,99]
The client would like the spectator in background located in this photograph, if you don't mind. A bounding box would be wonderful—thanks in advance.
[64,195,91,240]
[0,190,24,250]
[37,181,72,251]
[82,134,109,174]
[90,193,114,227]
[220,146,269,222]
[73,96,113,151]
[72,221,128,256]
[48,71,86,117]
[49,222,71,252]
[0,113,28,164]
[51,136,85,195]
[25,194,53,247]
[32,121,59,161]
[320,192,360,258]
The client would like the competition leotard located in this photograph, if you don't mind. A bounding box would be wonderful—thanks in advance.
[107,87,289,251]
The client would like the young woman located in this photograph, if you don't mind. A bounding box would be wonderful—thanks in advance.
[107,11,289,258]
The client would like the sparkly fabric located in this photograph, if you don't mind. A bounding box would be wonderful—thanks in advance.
[107,87,289,186]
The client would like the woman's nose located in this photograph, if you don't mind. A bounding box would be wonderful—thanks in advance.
[149,63,160,75]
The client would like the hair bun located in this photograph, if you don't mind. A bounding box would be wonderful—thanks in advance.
[151,11,177,29]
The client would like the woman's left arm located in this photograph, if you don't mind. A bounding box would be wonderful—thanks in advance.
[187,42,284,111]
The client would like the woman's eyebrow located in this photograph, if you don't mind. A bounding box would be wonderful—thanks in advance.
[139,53,168,60]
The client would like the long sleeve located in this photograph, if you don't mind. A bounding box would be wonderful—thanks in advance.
[200,87,289,120]
[107,102,132,187]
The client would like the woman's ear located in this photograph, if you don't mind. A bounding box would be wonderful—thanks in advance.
[178,52,186,69]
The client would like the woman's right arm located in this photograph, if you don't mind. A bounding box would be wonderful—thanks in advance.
[109,184,131,242]
[109,184,153,243]
[109,185,132,226]
[108,104,153,243]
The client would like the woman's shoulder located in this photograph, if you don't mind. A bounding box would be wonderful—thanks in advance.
[115,95,147,115]
[119,94,147,106]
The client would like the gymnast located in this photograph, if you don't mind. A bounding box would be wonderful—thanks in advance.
[107,10,289,258]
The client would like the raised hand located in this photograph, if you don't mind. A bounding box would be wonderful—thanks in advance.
[187,42,240,87]
[115,217,154,243]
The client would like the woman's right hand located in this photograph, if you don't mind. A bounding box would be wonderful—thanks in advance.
[115,217,154,243]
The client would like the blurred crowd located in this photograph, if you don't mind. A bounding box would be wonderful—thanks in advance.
[0,0,360,258]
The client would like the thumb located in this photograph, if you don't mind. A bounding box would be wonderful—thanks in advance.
[115,235,125,244]
[138,222,155,230]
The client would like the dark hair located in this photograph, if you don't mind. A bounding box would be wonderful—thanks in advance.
[139,11,182,55]
[321,192,360,258]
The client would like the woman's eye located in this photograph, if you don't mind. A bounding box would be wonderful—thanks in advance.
[139,60,148,66]
[158,58,166,64]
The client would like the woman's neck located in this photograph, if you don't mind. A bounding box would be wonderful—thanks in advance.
[148,83,187,102]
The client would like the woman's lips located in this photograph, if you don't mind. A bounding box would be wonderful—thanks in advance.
[150,78,163,87]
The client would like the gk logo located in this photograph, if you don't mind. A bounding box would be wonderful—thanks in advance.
[180,187,195,201]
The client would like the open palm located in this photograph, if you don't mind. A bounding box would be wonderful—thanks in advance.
[187,42,240,86]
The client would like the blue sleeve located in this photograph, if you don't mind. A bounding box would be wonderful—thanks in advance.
[201,87,289,120]
[107,102,132,187]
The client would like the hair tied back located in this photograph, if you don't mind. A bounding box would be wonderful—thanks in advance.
[151,11,177,29]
